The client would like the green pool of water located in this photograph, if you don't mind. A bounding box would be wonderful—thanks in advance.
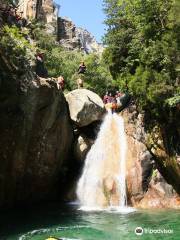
[0,203,179,240]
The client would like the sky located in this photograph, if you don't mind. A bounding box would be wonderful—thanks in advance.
[56,0,106,43]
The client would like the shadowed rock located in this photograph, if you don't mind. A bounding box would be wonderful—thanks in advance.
[0,74,73,208]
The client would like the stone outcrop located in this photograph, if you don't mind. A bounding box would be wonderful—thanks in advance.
[138,171,180,208]
[66,89,105,127]
[122,104,180,208]
[122,107,153,204]
[0,65,73,208]
[147,124,180,195]
[57,17,104,54]
[57,17,80,50]
[17,2,103,53]
[75,27,104,54]
[18,0,59,23]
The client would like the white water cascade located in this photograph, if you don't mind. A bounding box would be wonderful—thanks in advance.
[76,111,128,210]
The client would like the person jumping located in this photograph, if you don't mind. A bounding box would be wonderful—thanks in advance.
[78,61,86,74]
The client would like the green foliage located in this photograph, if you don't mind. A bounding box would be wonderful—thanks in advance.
[83,54,113,96]
[152,169,158,178]
[103,0,179,118]
[2,0,19,6]
[32,22,57,51]
[0,20,112,94]
[0,25,35,72]
[45,47,113,94]
[33,27,113,94]
[46,48,83,90]
[166,95,180,107]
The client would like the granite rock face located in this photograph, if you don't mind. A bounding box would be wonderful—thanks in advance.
[138,171,180,208]
[0,71,73,208]
[122,106,153,204]
[122,105,180,208]
[18,0,59,23]
[66,89,105,127]
[57,17,104,54]
[17,2,103,53]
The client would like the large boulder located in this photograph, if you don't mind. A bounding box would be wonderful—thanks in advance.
[0,74,73,208]
[66,89,105,127]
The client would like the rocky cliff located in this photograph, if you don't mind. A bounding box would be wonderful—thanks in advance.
[57,17,104,54]
[0,53,73,208]
[18,0,59,23]
[122,104,180,208]
[16,1,103,54]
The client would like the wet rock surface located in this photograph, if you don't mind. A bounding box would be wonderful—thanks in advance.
[122,104,180,208]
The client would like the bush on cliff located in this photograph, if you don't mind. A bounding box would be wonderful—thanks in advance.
[0,25,35,75]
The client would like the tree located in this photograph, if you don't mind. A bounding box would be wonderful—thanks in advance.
[33,26,113,94]
[103,0,179,118]
[83,53,113,96]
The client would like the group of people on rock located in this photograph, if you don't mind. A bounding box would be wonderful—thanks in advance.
[103,91,124,104]
[0,4,88,92]
[1,5,122,101]
[35,56,87,91]
[0,5,27,28]
[103,91,124,112]
[56,61,87,91]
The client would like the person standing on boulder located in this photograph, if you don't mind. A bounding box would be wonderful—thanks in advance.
[57,76,65,91]
[77,78,84,89]
[35,51,48,78]
[76,61,86,89]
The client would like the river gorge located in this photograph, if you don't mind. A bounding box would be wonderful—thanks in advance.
[0,0,180,238]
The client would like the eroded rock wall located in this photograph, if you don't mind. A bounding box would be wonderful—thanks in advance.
[0,66,73,208]
[18,0,59,23]
[122,104,180,208]
[57,17,104,54]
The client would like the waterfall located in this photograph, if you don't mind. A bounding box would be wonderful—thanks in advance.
[113,113,127,207]
[76,111,128,210]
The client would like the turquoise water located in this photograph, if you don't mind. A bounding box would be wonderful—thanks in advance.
[0,203,180,240]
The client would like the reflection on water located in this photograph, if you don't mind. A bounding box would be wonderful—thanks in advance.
[0,203,180,240]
